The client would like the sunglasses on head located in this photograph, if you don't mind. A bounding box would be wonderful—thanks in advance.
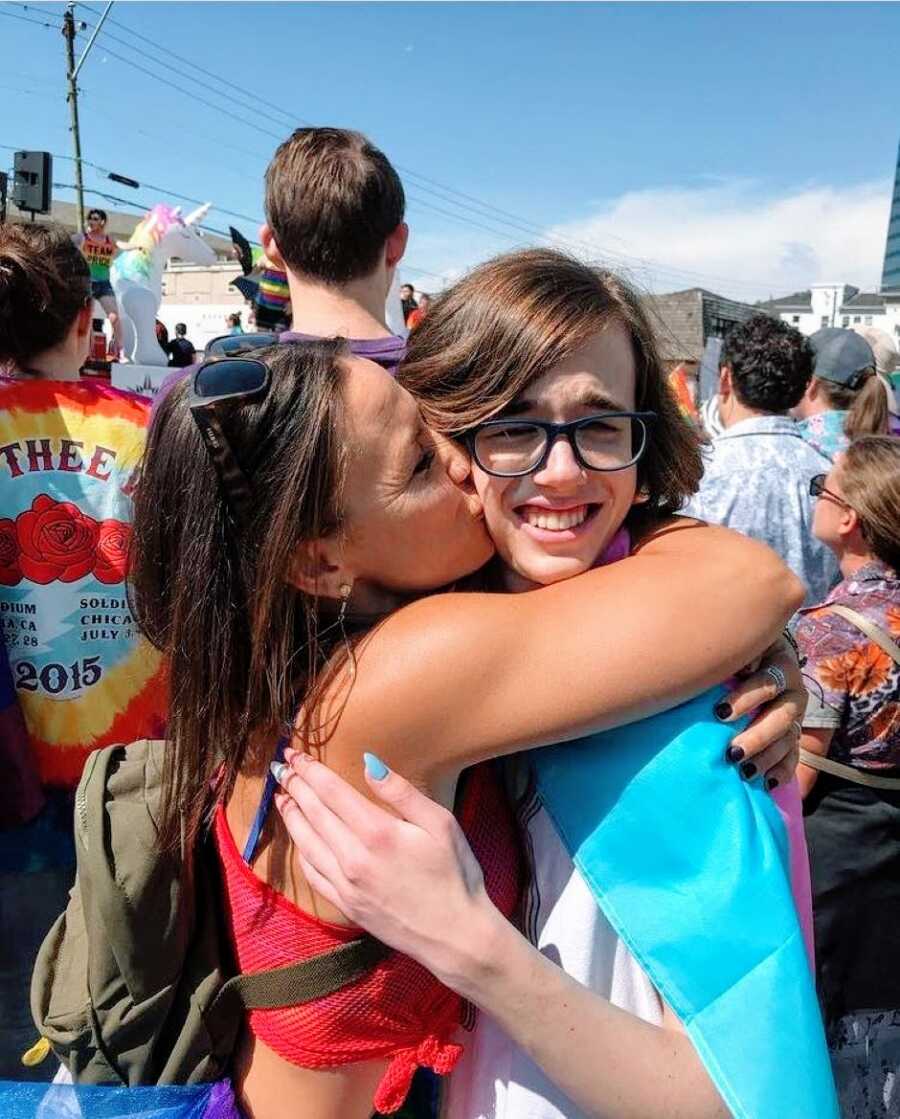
[189,358,271,521]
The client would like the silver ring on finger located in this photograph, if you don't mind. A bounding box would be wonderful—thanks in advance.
[765,664,788,695]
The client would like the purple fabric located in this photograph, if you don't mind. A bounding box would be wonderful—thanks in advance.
[152,331,406,420]
[203,1079,244,1119]
[279,330,406,374]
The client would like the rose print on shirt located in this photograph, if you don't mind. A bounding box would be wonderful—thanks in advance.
[93,520,132,585]
[16,496,100,584]
[6,496,132,586]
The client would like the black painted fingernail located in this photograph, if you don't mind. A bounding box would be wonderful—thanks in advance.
[740,761,757,780]
[725,745,745,764]
[766,776,779,790]
[714,702,732,722]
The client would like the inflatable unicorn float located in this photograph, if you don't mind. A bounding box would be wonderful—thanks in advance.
[111,202,215,366]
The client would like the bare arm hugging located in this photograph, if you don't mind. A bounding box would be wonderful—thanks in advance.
[337,521,805,783]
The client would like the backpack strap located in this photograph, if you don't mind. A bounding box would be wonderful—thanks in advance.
[207,935,390,1019]
[799,748,900,790]
[827,604,900,665]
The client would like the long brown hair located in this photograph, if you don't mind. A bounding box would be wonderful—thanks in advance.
[821,373,889,441]
[0,222,90,368]
[130,341,350,850]
[840,436,900,571]
[399,249,702,531]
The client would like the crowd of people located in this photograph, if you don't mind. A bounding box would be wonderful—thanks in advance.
[0,125,898,1119]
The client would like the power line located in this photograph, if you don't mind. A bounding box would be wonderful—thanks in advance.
[15,2,67,18]
[0,7,63,29]
[0,143,265,227]
[18,2,803,295]
[0,82,58,99]
[74,1,618,249]
[78,1,308,130]
[73,0,582,251]
[68,5,710,278]
[13,2,815,294]
[53,181,236,242]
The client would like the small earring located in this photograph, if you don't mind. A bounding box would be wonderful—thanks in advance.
[337,583,356,680]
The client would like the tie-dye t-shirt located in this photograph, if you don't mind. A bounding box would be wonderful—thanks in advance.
[0,378,166,788]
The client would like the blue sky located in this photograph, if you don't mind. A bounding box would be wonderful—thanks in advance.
[2,1,899,300]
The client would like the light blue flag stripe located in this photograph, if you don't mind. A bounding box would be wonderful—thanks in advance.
[534,686,838,1119]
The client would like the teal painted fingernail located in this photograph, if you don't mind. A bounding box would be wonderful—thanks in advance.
[270,761,289,785]
[364,752,389,781]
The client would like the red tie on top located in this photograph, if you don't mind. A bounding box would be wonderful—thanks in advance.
[214,762,522,1113]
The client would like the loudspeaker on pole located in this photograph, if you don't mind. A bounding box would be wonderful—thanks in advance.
[12,151,53,216]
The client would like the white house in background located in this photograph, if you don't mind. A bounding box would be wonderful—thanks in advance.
[159,260,248,348]
[758,284,900,343]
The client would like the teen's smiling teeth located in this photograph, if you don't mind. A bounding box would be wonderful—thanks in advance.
[519,504,592,531]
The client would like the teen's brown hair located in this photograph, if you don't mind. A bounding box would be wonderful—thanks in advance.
[399,248,703,532]
[0,222,91,369]
[130,341,350,850]
[265,127,405,286]
[840,436,900,571]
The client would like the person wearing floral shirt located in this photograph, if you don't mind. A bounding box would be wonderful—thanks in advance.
[796,436,900,1118]
[794,328,888,461]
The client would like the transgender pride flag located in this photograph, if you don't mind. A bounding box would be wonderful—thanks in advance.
[535,687,838,1119]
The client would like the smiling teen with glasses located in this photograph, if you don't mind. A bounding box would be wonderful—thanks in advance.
[259,251,826,1119]
[117,245,812,1118]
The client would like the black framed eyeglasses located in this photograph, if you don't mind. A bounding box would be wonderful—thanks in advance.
[204,331,281,358]
[189,358,271,520]
[459,412,656,478]
[809,473,850,507]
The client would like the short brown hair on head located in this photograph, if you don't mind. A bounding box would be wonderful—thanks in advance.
[839,436,900,571]
[399,248,703,532]
[0,222,90,368]
[265,127,405,285]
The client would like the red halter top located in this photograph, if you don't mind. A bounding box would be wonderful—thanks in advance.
[214,762,522,1114]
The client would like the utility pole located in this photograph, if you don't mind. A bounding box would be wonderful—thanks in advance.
[62,3,85,230]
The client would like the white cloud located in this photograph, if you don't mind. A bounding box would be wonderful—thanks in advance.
[405,177,893,303]
[545,178,892,302]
